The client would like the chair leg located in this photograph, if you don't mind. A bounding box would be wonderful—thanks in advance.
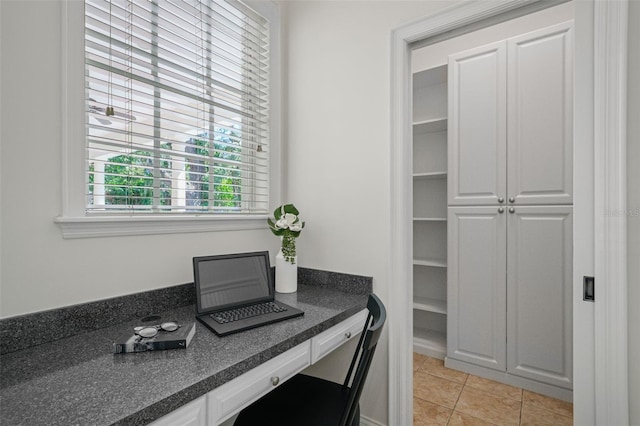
[350,404,360,426]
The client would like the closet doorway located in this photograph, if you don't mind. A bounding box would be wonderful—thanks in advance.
[388,1,630,425]
[409,2,574,367]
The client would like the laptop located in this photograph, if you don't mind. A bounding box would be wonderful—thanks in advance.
[193,251,304,336]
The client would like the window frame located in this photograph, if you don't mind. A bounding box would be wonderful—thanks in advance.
[56,0,281,238]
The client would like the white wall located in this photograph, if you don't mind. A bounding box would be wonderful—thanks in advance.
[627,1,639,423]
[0,0,279,318]
[282,1,450,423]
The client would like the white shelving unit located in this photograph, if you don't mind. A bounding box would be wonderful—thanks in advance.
[413,296,447,315]
[412,64,448,359]
[413,324,447,356]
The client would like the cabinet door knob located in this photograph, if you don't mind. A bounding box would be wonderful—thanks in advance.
[498,207,504,213]
[345,332,352,339]
[271,376,280,386]
[498,197,504,203]
[509,207,515,213]
[508,197,515,203]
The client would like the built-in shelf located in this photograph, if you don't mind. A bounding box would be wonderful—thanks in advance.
[413,117,448,134]
[413,297,447,314]
[413,327,447,360]
[413,171,447,179]
[413,178,447,218]
[413,257,447,268]
[412,63,448,363]
[413,64,447,87]
[413,217,447,222]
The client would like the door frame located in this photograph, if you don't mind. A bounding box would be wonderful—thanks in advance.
[388,1,629,425]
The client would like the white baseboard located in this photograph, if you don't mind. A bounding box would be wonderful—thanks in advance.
[444,357,573,402]
[360,414,386,426]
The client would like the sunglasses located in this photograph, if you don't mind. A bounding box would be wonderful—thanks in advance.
[134,321,180,338]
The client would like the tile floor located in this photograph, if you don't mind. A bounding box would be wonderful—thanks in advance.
[413,353,573,425]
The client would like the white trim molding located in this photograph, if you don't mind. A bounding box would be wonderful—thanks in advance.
[388,26,413,426]
[389,2,538,423]
[389,1,629,425]
[593,0,629,424]
[54,215,268,239]
[359,415,385,426]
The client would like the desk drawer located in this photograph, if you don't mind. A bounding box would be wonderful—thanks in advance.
[208,341,311,424]
[311,309,368,364]
[149,395,207,426]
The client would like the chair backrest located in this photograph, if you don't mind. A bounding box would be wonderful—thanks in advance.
[339,293,387,426]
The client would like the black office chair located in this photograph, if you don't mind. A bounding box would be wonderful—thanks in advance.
[234,293,387,426]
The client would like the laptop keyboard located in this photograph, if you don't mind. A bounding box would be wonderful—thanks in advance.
[210,302,288,324]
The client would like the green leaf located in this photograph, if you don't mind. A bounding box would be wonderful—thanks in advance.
[281,204,299,216]
[267,217,284,236]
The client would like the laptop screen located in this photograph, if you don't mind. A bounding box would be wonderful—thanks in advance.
[193,251,273,314]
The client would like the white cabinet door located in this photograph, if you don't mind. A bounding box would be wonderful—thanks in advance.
[446,22,574,392]
[447,207,507,371]
[506,206,573,389]
[448,41,507,206]
[507,22,573,205]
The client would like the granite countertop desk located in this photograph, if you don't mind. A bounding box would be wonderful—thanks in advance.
[0,270,371,425]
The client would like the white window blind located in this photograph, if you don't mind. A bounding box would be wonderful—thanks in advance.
[84,0,269,214]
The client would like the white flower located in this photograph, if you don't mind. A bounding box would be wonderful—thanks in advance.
[276,213,298,230]
[267,204,304,240]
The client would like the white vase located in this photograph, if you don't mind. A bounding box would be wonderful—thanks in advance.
[275,250,297,293]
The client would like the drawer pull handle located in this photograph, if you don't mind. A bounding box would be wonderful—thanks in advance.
[271,376,280,386]
[345,332,352,339]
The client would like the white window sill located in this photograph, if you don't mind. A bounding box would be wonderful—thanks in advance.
[54,215,268,239]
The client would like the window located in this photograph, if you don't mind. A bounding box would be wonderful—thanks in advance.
[84,0,270,215]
